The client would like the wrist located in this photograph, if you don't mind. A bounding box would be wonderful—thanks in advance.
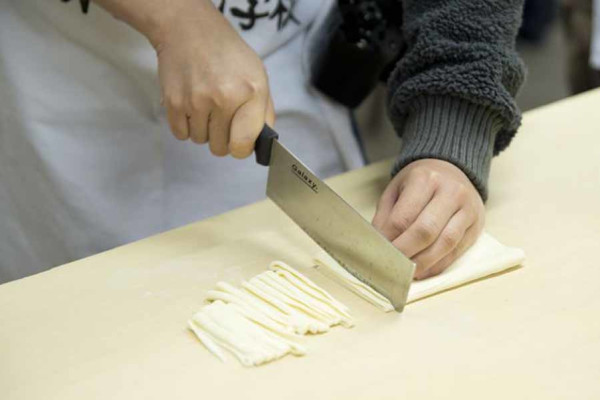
[144,0,211,50]
[95,0,217,49]
[392,96,502,201]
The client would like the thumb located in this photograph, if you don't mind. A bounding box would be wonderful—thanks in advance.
[265,94,276,127]
[229,93,268,159]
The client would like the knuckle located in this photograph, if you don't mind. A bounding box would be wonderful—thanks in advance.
[426,170,442,187]
[414,219,439,243]
[390,214,412,233]
[210,76,266,109]
[452,183,469,201]
[407,166,427,181]
[244,77,265,96]
[440,228,462,249]
[189,90,207,110]
[411,165,428,176]
[210,83,236,109]
[210,91,227,110]
[410,167,440,188]
[165,94,184,110]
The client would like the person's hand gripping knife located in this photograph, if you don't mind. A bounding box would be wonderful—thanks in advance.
[95,0,275,159]
[94,0,481,281]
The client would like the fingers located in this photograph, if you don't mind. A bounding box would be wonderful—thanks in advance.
[372,159,486,281]
[416,222,481,280]
[391,187,462,258]
[229,90,268,159]
[412,209,474,279]
[371,182,399,231]
[156,21,272,156]
[207,104,235,157]
[164,81,271,159]
[166,97,190,141]
[265,94,276,128]
[188,110,209,144]
[373,175,436,241]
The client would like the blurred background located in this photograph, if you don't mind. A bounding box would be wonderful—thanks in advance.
[357,0,599,163]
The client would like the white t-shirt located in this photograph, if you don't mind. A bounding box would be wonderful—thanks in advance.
[0,0,363,283]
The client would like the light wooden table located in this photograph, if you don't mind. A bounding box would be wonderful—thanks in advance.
[2,90,600,400]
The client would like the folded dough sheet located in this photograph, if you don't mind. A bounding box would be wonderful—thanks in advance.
[315,232,525,310]
[406,232,525,303]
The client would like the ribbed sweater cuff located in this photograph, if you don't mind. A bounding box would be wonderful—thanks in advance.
[392,96,503,201]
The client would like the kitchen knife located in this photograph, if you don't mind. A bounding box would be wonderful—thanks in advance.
[255,125,415,312]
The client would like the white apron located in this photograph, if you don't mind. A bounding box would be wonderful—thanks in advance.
[0,0,364,283]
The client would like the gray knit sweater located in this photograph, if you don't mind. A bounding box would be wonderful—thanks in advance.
[387,0,526,200]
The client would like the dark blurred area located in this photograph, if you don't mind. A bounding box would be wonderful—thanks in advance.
[514,0,600,111]
[561,0,600,93]
[357,0,600,163]
[514,0,569,112]
[519,0,560,42]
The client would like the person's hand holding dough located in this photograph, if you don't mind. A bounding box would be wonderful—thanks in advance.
[372,159,485,280]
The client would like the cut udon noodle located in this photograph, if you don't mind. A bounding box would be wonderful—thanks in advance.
[188,261,353,367]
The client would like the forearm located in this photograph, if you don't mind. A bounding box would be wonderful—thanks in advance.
[92,0,215,47]
[387,0,526,200]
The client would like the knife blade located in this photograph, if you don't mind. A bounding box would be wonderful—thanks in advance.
[255,125,415,312]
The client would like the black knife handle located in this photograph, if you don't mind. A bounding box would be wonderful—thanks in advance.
[254,125,279,166]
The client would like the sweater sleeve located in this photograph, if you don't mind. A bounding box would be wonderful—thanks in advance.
[386,0,526,200]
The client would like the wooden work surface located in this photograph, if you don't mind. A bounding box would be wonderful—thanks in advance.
[2,90,600,400]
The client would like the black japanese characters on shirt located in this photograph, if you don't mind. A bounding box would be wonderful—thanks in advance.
[220,0,300,31]
[64,0,300,29]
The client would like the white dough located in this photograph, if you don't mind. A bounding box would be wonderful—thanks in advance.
[242,281,311,335]
[205,303,280,363]
[187,320,227,363]
[249,278,331,333]
[262,271,351,327]
[216,281,294,328]
[269,261,350,313]
[270,267,352,321]
[205,289,296,337]
[256,273,337,325]
[192,308,256,366]
[314,232,526,311]
[314,250,394,312]
[188,261,353,366]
